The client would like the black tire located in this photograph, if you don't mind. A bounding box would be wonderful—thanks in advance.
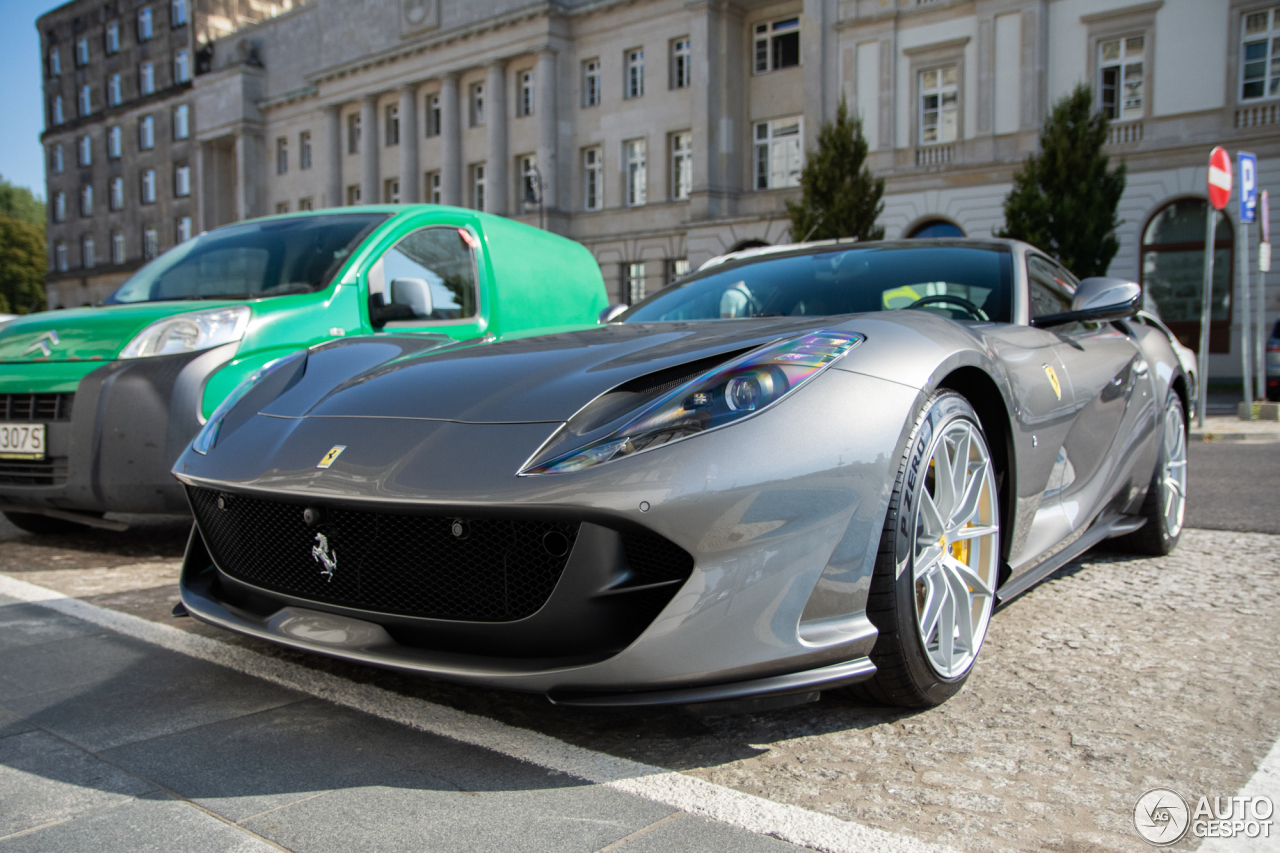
[857,391,1001,708]
[2,510,97,536]
[1115,393,1186,556]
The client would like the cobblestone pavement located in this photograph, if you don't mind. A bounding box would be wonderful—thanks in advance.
[1,517,1276,853]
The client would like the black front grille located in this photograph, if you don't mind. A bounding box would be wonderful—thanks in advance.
[0,457,68,486]
[0,394,74,422]
[188,487,583,622]
[622,528,695,583]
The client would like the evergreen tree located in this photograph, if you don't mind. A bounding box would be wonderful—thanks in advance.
[787,97,885,242]
[0,215,46,314]
[0,176,46,235]
[996,84,1126,277]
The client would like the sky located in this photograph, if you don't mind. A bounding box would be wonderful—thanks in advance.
[0,0,59,200]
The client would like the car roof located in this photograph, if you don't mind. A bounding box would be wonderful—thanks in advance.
[695,237,1021,276]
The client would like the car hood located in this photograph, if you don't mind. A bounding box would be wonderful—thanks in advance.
[0,301,247,363]
[266,318,856,424]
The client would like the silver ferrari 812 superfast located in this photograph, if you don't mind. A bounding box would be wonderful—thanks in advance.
[172,239,1192,709]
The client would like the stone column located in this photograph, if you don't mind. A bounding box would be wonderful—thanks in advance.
[399,84,420,203]
[535,49,557,214]
[325,104,342,207]
[233,132,265,221]
[485,60,508,215]
[689,0,744,220]
[360,94,379,204]
[193,142,205,232]
[439,73,461,206]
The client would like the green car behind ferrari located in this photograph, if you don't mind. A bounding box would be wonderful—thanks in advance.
[0,206,607,533]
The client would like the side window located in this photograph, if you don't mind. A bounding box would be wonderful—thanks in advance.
[368,226,478,325]
[1026,255,1073,319]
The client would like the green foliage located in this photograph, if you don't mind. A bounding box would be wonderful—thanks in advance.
[996,84,1127,278]
[0,215,48,314]
[0,176,46,236]
[787,97,885,243]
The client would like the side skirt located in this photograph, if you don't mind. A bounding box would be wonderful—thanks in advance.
[995,514,1146,605]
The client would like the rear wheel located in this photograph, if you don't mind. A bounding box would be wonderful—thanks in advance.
[860,391,1002,708]
[1116,393,1186,556]
[2,511,96,536]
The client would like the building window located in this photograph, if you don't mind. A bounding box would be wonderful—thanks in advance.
[275,201,289,214]
[666,258,690,284]
[907,219,965,238]
[54,192,67,222]
[111,231,125,264]
[48,47,60,76]
[173,104,189,139]
[141,169,156,203]
[470,82,485,126]
[56,241,68,271]
[346,184,361,205]
[1099,37,1144,120]
[172,0,187,26]
[105,21,119,54]
[110,176,124,210]
[52,96,64,125]
[138,7,153,41]
[625,49,645,99]
[174,49,190,84]
[78,135,92,167]
[299,131,312,169]
[347,113,360,154]
[518,70,534,117]
[583,147,602,211]
[671,37,691,88]
[385,103,400,146]
[108,126,122,157]
[1242,9,1280,100]
[174,164,190,196]
[176,216,192,243]
[79,85,92,116]
[626,262,646,304]
[426,171,441,204]
[80,184,93,216]
[82,235,96,269]
[920,65,958,145]
[754,18,800,73]
[518,154,538,206]
[582,59,601,107]
[471,163,486,211]
[276,137,288,174]
[51,144,64,173]
[671,132,692,200]
[76,36,89,66]
[426,94,440,136]
[108,74,122,106]
[139,115,155,149]
[754,117,803,189]
[140,61,155,95]
[384,178,400,203]
[625,138,646,206]
[298,197,314,211]
[143,226,159,259]
[1141,198,1234,353]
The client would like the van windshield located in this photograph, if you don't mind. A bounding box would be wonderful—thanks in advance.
[106,214,388,304]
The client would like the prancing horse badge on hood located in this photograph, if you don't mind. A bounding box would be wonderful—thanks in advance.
[317,445,346,468]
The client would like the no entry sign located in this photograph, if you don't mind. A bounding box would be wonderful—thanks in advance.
[1208,146,1232,210]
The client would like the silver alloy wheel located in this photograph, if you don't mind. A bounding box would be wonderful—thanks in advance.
[1160,403,1188,538]
[911,419,1000,679]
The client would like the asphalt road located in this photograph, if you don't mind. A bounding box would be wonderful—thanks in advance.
[0,440,1277,852]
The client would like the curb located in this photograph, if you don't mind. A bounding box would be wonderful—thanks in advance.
[1191,432,1280,443]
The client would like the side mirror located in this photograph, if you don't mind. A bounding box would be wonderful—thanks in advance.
[390,278,434,319]
[598,303,628,324]
[1032,277,1141,328]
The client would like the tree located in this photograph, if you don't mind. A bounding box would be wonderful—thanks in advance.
[0,216,47,315]
[996,84,1126,278]
[787,97,885,243]
[0,176,46,235]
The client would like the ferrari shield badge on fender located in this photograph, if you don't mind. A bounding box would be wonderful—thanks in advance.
[317,445,346,469]
[1043,365,1062,400]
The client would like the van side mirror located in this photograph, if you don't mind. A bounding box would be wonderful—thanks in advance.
[598,303,628,324]
[1032,277,1141,328]
[390,278,434,319]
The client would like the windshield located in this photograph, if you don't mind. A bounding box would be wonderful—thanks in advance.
[106,214,388,304]
[622,243,1013,324]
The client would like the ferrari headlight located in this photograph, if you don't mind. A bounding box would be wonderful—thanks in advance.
[520,330,863,475]
[121,306,250,358]
[192,349,307,454]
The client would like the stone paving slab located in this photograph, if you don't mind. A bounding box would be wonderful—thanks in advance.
[1190,415,1280,441]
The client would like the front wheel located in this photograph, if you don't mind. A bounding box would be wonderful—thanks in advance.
[860,391,1002,708]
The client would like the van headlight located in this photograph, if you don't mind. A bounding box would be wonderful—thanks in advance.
[120,306,250,358]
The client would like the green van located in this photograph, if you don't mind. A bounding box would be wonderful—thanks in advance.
[0,206,607,533]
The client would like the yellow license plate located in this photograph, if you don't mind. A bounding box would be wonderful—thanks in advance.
[0,423,46,459]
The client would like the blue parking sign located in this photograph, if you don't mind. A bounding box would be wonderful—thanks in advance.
[1239,151,1257,223]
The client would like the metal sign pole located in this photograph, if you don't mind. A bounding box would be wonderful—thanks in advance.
[1198,206,1217,428]
[1258,220,1268,401]
[1240,216,1253,416]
